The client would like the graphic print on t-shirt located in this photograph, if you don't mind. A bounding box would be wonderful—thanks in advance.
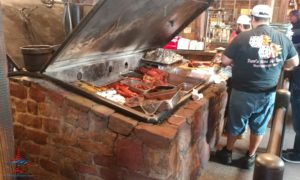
[248,35,282,68]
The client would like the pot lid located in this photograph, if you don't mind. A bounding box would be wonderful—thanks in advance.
[43,0,212,72]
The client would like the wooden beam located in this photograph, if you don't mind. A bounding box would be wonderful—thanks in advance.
[277,0,289,23]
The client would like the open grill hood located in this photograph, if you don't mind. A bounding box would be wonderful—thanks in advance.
[42,0,213,83]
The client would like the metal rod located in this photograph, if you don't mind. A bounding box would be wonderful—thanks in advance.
[267,107,286,155]
[0,4,14,179]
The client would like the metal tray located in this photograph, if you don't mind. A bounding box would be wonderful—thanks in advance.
[141,58,182,65]
[179,82,194,93]
[120,78,151,94]
[144,85,179,100]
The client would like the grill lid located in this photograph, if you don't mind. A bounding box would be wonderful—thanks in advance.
[43,0,212,72]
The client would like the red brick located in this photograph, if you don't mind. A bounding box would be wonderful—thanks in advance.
[50,149,63,162]
[15,99,27,113]
[191,102,209,144]
[29,87,46,102]
[167,116,187,127]
[20,78,32,87]
[25,129,48,145]
[91,105,115,119]
[143,144,177,178]
[184,98,207,112]
[64,107,79,126]
[10,82,27,99]
[62,147,92,164]
[175,108,195,124]
[123,171,159,180]
[27,100,38,115]
[22,141,41,155]
[199,138,210,167]
[40,158,59,173]
[10,97,16,108]
[11,108,16,121]
[38,103,63,119]
[78,140,113,156]
[99,167,123,180]
[77,114,89,130]
[53,124,77,146]
[65,94,95,112]
[135,123,177,149]
[60,159,78,180]
[46,90,65,105]
[26,154,39,164]
[40,145,54,157]
[89,114,108,132]
[42,118,60,133]
[206,91,228,148]
[82,175,103,180]
[176,123,192,154]
[74,127,89,140]
[94,154,115,167]
[16,114,42,129]
[13,124,26,140]
[91,130,117,145]
[75,164,98,176]
[115,137,144,172]
[108,113,138,136]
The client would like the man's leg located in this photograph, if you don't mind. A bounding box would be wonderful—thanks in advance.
[282,89,300,163]
[215,89,250,164]
[249,133,263,156]
[226,134,239,151]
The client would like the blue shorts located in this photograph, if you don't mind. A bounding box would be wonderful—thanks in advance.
[226,89,276,136]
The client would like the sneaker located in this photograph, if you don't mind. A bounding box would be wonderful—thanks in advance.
[282,148,296,154]
[215,147,232,165]
[238,152,256,169]
[282,151,300,164]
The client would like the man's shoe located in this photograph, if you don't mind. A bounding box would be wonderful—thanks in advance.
[215,147,232,165]
[282,148,296,154]
[282,151,300,164]
[238,152,256,169]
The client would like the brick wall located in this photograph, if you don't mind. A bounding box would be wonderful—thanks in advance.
[9,76,227,180]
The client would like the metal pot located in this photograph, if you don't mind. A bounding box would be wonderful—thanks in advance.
[20,45,56,72]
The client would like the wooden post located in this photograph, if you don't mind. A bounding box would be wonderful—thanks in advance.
[277,0,289,23]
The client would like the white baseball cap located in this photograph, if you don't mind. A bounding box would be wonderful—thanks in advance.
[251,4,272,18]
[236,15,251,25]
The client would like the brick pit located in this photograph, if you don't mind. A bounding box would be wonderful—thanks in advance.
[9,76,227,180]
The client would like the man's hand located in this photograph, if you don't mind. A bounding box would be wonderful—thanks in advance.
[221,54,233,67]
[284,54,299,70]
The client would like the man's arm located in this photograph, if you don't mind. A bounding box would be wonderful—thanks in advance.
[221,54,233,66]
[284,54,299,70]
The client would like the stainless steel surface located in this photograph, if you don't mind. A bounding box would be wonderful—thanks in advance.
[46,52,142,85]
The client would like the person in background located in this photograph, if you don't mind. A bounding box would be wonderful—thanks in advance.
[215,4,299,169]
[228,15,251,43]
[281,9,300,163]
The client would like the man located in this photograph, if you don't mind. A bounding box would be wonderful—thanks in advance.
[281,10,300,163]
[229,15,252,43]
[225,14,251,139]
[215,5,299,169]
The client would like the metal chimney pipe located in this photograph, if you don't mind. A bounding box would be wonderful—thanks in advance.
[0,3,15,180]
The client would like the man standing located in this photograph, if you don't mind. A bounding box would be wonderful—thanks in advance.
[215,5,299,169]
[281,10,300,163]
[229,15,251,43]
